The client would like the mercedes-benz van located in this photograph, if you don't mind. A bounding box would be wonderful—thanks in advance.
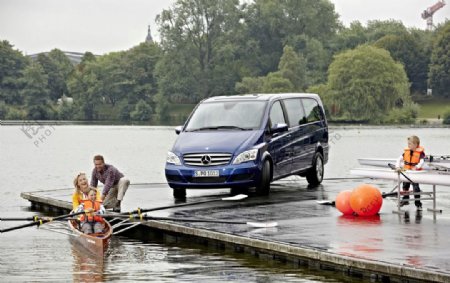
[165,93,329,199]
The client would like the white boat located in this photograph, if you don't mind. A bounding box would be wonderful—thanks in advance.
[358,156,450,170]
[350,168,450,186]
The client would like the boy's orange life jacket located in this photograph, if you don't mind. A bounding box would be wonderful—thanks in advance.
[403,146,425,170]
[79,200,104,223]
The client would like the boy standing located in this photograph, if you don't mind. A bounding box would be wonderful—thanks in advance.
[395,135,425,210]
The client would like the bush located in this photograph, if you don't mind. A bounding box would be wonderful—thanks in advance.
[58,104,75,120]
[384,103,420,124]
[0,103,8,119]
[130,100,152,121]
[443,110,450,125]
[5,108,26,120]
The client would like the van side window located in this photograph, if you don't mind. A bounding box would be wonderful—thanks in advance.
[269,101,286,127]
[284,98,307,127]
[302,98,322,123]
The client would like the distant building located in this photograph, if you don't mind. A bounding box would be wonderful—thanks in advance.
[145,25,153,43]
[28,51,95,65]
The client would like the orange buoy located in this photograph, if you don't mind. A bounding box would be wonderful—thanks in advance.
[335,190,354,215]
[349,184,383,216]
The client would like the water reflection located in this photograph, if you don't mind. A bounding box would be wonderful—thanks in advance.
[335,214,384,258]
[403,210,423,224]
[71,241,105,282]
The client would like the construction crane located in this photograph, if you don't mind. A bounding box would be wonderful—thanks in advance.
[421,0,446,30]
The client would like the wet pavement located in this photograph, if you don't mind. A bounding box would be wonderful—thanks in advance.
[21,177,450,281]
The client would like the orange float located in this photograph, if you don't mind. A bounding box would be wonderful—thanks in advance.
[335,190,354,215]
[349,184,383,216]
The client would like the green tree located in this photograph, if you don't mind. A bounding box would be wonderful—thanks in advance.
[130,99,152,121]
[332,21,368,52]
[20,61,52,119]
[365,20,408,42]
[235,76,265,94]
[242,0,339,75]
[374,33,428,94]
[262,72,293,93]
[37,49,74,102]
[278,46,307,91]
[154,91,170,123]
[0,40,29,105]
[67,58,101,120]
[122,42,162,105]
[156,0,242,100]
[428,22,450,97]
[235,45,305,94]
[327,45,410,122]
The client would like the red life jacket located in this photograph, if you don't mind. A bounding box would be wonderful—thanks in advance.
[79,200,104,223]
[403,146,425,170]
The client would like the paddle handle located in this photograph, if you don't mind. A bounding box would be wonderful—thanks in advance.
[0,211,85,233]
[0,217,37,221]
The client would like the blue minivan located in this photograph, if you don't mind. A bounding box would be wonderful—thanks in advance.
[165,93,329,199]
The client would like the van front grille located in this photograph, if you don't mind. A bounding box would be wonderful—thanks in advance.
[183,153,232,166]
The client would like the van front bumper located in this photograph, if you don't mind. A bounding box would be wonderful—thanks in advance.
[165,163,262,189]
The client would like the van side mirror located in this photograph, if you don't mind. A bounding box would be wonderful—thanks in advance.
[270,123,288,134]
[175,126,183,135]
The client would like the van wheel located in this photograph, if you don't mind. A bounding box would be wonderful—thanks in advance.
[256,160,271,196]
[306,152,324,187]
[173,188,186,199]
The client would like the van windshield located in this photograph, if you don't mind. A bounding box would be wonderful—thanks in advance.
[185,101,267,131]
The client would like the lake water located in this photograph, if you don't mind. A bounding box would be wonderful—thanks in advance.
[0,124,449,282]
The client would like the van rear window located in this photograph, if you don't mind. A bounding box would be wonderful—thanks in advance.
[302,99,322,123]
[283,99,306,127]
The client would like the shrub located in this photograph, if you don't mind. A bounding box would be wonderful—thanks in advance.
[443,110,450,125]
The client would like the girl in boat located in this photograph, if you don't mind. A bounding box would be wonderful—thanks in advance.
[72,172,102,212]
[76,188,106,234]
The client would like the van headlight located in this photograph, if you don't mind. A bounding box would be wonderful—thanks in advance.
[166,151,181,165]
[233,149,258,164]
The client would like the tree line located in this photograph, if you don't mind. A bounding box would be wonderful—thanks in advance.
[1,0,449,124]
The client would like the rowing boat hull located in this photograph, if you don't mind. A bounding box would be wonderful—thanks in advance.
[350,168,450,186]
[358,158,450,169]
[68,219,112,257]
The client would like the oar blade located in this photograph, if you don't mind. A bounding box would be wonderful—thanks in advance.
[246,221,278,228]
[221,194,248,201]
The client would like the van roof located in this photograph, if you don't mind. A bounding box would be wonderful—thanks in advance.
[202,93,320,103]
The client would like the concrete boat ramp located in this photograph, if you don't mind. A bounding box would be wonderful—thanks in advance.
[20,179,450,282]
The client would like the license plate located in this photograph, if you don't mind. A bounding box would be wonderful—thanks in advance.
[194,170,219,177]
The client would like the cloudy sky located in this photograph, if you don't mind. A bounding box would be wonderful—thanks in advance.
[0,0,449,55]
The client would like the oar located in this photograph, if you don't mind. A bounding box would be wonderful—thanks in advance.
[0,211,85,233]
[387,163,415,183]
[316,191,398,205]
[122,194,248,215]
[104,214,278,228]
[0,216,42,221]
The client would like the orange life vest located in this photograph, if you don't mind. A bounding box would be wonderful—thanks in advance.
[79,200,104,223]
[403,146,424,170]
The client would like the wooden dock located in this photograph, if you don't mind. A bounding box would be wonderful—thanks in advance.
[20,182,450,283]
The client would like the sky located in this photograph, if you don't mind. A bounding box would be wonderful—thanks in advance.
[0,0,449,55]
